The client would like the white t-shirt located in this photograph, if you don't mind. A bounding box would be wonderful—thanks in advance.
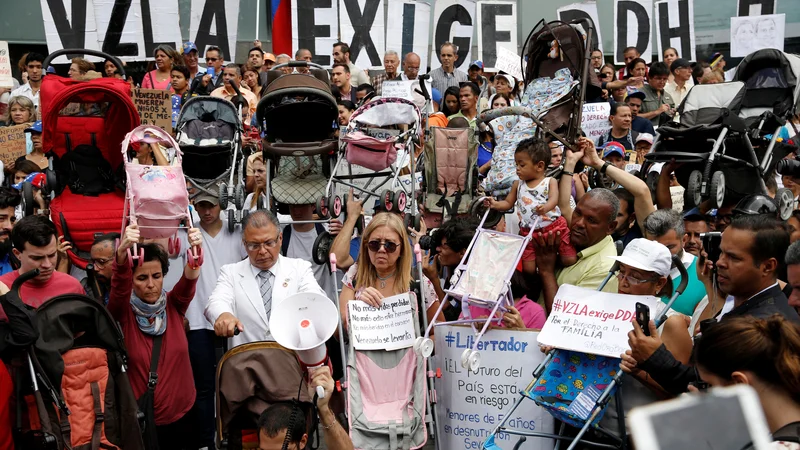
[244,192,267,211]
[185,221,247,330]
[285,226,336,300]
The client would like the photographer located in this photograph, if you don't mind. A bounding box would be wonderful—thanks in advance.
[622,214,799,395]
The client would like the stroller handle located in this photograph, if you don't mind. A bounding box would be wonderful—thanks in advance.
[477,106,536,125]
[121,125,183,162]
[655,255,689,327]
[43,49,126,79]
[273,61,326,70]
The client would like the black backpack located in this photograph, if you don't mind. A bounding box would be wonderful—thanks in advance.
[59,144,116,196]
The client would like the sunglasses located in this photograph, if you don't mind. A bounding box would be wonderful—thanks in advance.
[206,57,219,62]
[367,240,399,253]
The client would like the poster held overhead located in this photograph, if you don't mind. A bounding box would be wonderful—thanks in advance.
[0,42,13,90]
[292,0,339,67]
[386,0,431,74]
[431,0,476,71]
[613,0,654,64]
[557,2,604,54]
[476,1,517,70]
[655,0,696,62]
[189,0,240,63]
[339,0,386,70]
[730,14,785,57]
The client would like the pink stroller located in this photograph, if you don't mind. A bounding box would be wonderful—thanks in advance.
[120,125,202,266]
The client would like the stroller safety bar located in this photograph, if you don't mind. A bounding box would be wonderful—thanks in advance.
[44,49,126,79]
[264,140,337,157]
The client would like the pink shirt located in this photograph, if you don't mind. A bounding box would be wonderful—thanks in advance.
[141,70,173,91]
[465,296,546,330]
[0,271,85,320]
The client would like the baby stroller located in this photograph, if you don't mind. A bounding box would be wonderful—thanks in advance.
[644,81,793,217]
[480,18,600,199]
[415,205,537,371]
[175,96,246,231]
[216,342,314,450]
[40,49,139,270]
[12,269,144,449]
[120,125,202,265]
[336,97,423,221]
[256,62,338,215]
[481,258,689,450]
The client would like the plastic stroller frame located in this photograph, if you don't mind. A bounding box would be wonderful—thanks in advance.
[481,257,690,450]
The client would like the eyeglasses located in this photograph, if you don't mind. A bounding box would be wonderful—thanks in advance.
[615,271,658,286]
[591,56,603,60]
[714,214,733,225]
[91,256,114,267]
[206,57,219,62]
[367,240,399,253]
[245,238,279,252]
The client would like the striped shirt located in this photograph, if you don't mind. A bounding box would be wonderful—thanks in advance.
[429,67,468,96]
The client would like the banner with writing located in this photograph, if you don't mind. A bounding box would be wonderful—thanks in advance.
[582,102,611,144]
[434,325,553,450]
[0,42,13,89]
[0,125,28,166]
[348,293,416,350]
[537,284,660,358]
[385,0,431,74]
[132,89,173,133]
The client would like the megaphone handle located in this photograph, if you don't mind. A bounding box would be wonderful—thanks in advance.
[330,253,337,273]
[316,385,326,399]
[414,244,423,263]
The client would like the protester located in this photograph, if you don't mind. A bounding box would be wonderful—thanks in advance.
[196,46,225,94]
[467,60,494,109]
[332,63,357,103]
[2,96,35,128]
[67,57,95,79]
[633,133,653,163]
[665,58,693,107]
[601,142,628,171]
[242,64,263,100]
[494,74,518,104]
[110,224,203,447]
[244,155,267,210]
[371,50,401,96]
[355,83,375,104]
[142,45,180,90]
[181,41,201,79]
[682,208,710,256]
[10,52,44,110]
[662,47,679,68]
[275,54,292,74]
[333,42,369,87]
[280,204,340,299]
[402,52,421,81]
[447,82,479,128]
[440,86,461,117]
[612,188,643,247]
[591,49,604,70]
[625,58,647,94]
[597,103,639,150]
[626,91,656,135]
[0,189,19,276]
[263,52,277,71]
[248,46,265,72]
[639,62,676,127]
[430,42,468,95]
[103,59,120,78]
[491,92,511,109]
[17,121,47,170]
[294,48,312,73]
[80,232,118,304]
[211,64,258,124]
[618,46,641,79]
[337,100,356,126]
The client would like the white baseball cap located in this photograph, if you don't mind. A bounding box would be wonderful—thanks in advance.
[608,238,672,277]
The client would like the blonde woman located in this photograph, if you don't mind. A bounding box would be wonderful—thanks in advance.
[2,96,35,128]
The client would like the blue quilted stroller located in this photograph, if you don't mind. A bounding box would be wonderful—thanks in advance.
[481,258,689,450]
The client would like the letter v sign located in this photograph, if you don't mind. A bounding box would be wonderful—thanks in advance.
[342,0,381,67]
[47,0,89,49]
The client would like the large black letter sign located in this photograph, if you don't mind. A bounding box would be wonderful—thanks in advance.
[480,2,512,68]
[657,0,691,60]
[616,1,650,62]
[296,0,332,66]
[343,0,381,67]
[194,0,231,59]
[738,0,775,16]
[435,4,472,67]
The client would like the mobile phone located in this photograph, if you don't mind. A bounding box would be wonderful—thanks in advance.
[635,302,650,336]
[206,66,215,78]
[701,232,723,263]
[629,385,772,450]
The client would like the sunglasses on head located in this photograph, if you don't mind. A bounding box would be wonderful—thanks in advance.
[367,240,399,253]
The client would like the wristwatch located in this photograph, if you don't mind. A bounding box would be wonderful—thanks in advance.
[600,161,612,174]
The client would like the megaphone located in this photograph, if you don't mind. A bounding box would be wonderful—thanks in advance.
[270,292,339,399]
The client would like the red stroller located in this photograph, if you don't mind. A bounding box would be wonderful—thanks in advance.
[40,49,139,270]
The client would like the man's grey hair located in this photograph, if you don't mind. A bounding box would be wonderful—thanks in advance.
[440,42,458,54]
[584,188,620,224]
[643,209,685,238]
[786,241,800,266]
[242,210,281,233]
[224,63,241,77]
[276,54,291,63]
[384,50,399,59]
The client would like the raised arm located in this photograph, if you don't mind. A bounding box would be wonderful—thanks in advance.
[168,228,203,315]
[331,190,362,271]
[655,162,680,210]
[559,144,586,225]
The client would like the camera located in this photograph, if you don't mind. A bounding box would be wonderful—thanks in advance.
[418,229,441,255]
[700,232,722,263]
[776,159,800,178]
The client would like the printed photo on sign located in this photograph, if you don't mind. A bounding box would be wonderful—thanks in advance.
[655,0,696,62]
[537,284,660,358]
[431,0,476,71]
[386,0,431,73]
[582,102,611,144]
[613,0,654,64]
[347,293,416,351]
[730,14,785,57]
[557,2,604,54]
[292,0,339,67]
[340,0,386,70]
[434,325,554,450]
[476,0,517,70]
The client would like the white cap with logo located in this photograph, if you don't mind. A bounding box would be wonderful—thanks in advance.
[608,238,672,277]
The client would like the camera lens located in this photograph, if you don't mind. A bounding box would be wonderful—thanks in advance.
[776,159,800,178]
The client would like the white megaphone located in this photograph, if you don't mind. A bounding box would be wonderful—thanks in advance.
[269,292,339,399]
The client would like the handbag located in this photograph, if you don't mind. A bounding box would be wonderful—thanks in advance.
[137,334,163,450]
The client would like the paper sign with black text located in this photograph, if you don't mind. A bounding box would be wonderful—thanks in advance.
[340,0,385,70]
[386,0,431,73]
[557,2,604,54]
[190,0,240,62]
[493,46,524,81]
[613,0,653,64]
[655,0,696,62]
[0,126,28,167]
[431,0,476,71]
[537,284,660,358]
[434,325,554,450]
[0,42,13,89]
[476,1,517,70]
[582,102,611,144]
[132,89,173,133]
[348,293,416,350]
[39,0,103,63]
[292,0,339,67]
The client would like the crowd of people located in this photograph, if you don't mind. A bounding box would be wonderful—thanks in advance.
[0,32,799,450]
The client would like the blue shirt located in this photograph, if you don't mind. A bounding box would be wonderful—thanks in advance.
[632,116,656,135]
[0,254,13,276]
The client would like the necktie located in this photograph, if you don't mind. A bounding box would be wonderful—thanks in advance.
[258,270,274,321]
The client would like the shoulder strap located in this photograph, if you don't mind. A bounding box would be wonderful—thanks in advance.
[148,71,155,88]
[147,334,163,392]
[314,223,325,235]
[281,225,291,256]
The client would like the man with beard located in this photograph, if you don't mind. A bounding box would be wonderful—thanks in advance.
[682,208,709,257]
[0,189,20,276]
[80,233,119,305]
[332,42,370,87]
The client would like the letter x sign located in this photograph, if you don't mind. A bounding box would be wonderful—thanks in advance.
[343,0,382,67]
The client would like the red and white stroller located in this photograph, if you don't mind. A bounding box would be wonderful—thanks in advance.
[120,125,202,265]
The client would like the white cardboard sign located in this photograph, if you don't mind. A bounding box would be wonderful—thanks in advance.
[348,293,416,350]
[434,325,554,450]
[0,42,13,89]
[730,14,785,58]
[537,284,660,358]
[493,46,524,81]
[581,102,611,144]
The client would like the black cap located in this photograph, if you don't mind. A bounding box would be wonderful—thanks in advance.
[627,90,646,101]
[670,58,692,73]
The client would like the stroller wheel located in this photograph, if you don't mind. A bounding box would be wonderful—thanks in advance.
[234,184,245,210]
[776,188,795,221]
[21,182,35,217]
[219,183,229,210]
[44,167,58,194]
[328,195,342,219]
[395,191,407,213]
[316,196,330,219]
[468,351,482,372]
[379,189,394,212]
[228,209,235,233]
[242,209,250,223]
[418,337,434,357]
[460,349,472,369]
[685,170,703,208]
[312,231,333,265]
[413,214,422,232]
[709,171,726,209]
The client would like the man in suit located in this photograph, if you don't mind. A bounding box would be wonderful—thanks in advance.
[205,210,325,346]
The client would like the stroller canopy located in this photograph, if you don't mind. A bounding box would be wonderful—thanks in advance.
[348,97,422,130]
[256,73,338,143]
[733,49,800,120]
[677,81,747,127]
[177,96,243,132]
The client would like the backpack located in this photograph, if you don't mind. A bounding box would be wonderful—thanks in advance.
[59,144,116,196]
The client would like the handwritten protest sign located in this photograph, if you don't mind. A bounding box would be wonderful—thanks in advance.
[582,102,611,144]
[348,293,416,350]
[538,285,660,358]
[494,46,524,81]
[434,325,553,450]
[0,41,13,89]
[381,80,415,100]
[0,125,28,166]
[132,89,173,133]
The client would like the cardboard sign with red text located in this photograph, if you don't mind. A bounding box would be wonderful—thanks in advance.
[537,284,660,358]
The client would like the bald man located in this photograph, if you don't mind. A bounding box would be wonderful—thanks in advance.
[402,52,421,81]
[295,48,312,73]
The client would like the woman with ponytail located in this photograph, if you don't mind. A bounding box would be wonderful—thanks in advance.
[695,314,800,447]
